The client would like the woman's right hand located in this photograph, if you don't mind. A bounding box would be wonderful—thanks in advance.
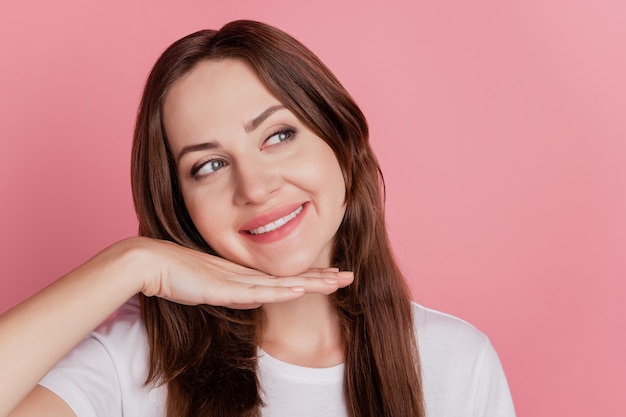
[126,236,354,309]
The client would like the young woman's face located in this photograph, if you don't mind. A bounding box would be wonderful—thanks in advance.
[163,59,346,276]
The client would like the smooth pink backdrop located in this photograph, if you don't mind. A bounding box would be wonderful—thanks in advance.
[1,1,624,415]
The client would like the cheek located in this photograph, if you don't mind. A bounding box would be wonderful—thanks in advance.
[185,199,236,257]
[182,188,223,237]
[306,141,344,183]
[296,157,345,207]
[301,146,347,226]
[321,151,347,204]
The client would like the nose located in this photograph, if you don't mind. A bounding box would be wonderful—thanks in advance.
[232,158,281,206]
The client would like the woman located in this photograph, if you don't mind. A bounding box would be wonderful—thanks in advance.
[1,20,515,417]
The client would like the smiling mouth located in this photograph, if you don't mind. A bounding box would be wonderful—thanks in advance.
[246,205,304,235]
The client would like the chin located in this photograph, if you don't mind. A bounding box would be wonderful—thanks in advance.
[260,263,315,278]
[256,254,330,277]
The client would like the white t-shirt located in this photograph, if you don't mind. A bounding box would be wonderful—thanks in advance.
[40,297,516,417]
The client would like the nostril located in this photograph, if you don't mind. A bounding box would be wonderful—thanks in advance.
[233,165,282,206]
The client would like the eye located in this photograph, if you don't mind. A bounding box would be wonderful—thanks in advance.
[191,158,228,178]
[264,128,295,147]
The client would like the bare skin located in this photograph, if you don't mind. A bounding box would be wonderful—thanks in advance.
[261,294,344,368]
[1,237,352,417]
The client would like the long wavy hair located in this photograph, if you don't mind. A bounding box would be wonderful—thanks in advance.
[131,20,424,417]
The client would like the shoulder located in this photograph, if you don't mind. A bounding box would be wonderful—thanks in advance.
[411,303,517,417]
[91,296,146,351]
[411,302,492,387]
[84,296,150,378]
[411,302,490,354]
[40,297,166,417]
[86,296,163,399]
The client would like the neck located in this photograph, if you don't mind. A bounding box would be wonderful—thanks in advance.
[260,294,343,368]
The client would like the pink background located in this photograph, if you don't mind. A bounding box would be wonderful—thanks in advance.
[1,0,624,415]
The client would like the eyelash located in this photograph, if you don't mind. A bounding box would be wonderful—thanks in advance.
[189,127,297,179]
[190,158,227,178]
[264,127,296,147]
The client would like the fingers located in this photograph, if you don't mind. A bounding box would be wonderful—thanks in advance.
[297,270,353,287]
[209,282,306,308]
[204,270,354,309]
[306,267,340,272]
[228,270,354,294]
[149,240,354,308]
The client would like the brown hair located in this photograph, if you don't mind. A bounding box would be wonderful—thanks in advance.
[131,20,425,417]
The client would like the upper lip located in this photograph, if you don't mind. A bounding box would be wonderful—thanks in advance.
[239,202,306,232]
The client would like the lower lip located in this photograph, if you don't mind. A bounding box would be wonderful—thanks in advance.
[241,203,308,244]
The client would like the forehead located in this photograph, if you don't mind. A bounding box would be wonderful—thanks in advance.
[162,59,282,149]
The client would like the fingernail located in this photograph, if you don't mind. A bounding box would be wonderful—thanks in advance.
[326,267,340,272]
[337,272,353,278]
[324,278,338,284]
[290,286,305,292]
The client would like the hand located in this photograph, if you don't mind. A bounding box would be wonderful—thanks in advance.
[128,237,353,309]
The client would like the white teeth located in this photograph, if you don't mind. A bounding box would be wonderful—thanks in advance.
[248,205,303,235]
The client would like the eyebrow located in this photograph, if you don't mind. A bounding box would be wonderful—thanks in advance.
[176,105,286,163]
[176,141,219,164]
[244,105,286,133]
